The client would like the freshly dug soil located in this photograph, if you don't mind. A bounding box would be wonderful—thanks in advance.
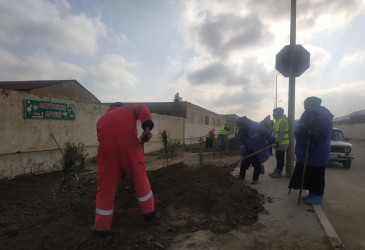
[0,152,264,249]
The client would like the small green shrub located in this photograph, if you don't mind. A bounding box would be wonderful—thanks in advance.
[55,142,88,210]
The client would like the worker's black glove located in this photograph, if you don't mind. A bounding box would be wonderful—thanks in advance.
[140,131,152,142]
[272,142,279,148]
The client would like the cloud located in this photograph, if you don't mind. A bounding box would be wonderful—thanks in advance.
[0,0,105,54]
[0,48,85,80]
[340,50,365,68]
[89,54,141,89]
[295,80,365,117]
[0,0,364,122]
[196,14,271,57]
[296,0,365,42]
[186,61,244,86]
[304,45,331,76]
[173,0,365,121]
[0,47,139,91]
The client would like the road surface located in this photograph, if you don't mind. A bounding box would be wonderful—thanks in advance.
[323,139,365,250]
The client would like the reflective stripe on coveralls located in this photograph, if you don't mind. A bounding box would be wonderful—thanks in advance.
[137,190,153,202]
[274,118,289,145]
[96,208,113,216]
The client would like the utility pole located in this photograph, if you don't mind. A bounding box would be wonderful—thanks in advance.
[275,0,310,177]
[275,74,278,109]
[286,0,296,177]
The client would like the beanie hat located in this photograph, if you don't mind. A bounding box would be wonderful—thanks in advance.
[273,107,284,116]
[237,116,249,127]
[304,96,322,107]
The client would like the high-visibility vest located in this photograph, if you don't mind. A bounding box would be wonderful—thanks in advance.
[219,125,227,136]
[274,118,289,145]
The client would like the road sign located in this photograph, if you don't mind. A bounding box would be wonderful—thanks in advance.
[275,44,310,77]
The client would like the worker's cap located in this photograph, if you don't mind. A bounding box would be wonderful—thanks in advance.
[236,116,249,127]
[273,107,284,116]
[304,96,321,108]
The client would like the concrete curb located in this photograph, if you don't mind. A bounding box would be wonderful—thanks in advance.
[304,190,346,249]
[312,204,346,249]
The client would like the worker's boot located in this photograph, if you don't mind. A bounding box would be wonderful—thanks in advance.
[269,169,277,176]
[302,191,313,201]
[260,165,265,175]
[270,170,282,178]
[90,227,111,237]
[143,211,161,223]
[237,175,245,181]
[305,194,323,205]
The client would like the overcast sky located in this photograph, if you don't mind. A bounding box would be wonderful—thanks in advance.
[1,0,365,121]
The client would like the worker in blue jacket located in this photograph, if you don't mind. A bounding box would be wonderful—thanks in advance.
[236,116,276,184]
[288,96,334,204]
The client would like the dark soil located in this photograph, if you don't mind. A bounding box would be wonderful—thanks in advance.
[0,145,265,250]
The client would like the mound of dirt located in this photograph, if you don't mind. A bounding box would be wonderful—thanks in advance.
[0,160,264,249]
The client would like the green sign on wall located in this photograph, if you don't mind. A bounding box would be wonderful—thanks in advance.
[24,99,76,120]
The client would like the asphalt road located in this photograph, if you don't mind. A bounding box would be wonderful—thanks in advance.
[322,139,365,250]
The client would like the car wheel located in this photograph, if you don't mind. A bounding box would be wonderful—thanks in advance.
[343,159,351,169]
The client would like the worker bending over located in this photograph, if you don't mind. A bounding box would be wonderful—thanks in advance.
[92,102,160,237]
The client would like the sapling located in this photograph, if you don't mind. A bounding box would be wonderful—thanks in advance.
[55,142,88,210]
[161,130,169,166]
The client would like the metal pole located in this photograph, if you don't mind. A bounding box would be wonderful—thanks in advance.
[286,0,296,177]
[275,73,280,109]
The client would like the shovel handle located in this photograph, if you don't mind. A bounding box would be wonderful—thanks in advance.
[298,138,310,206]
[242,144,275,160]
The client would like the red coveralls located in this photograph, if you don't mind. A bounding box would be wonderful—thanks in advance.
[94,104,155,231]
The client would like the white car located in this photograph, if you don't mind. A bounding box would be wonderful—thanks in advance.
[330,128,353,168]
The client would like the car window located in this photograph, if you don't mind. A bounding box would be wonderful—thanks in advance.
[331,130,345,141]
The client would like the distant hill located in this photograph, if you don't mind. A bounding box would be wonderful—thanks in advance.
[333,109,365,122]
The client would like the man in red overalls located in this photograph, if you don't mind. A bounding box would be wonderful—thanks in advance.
[92,102,160,237]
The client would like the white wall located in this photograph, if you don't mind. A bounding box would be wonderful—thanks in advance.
[139,113,185,153]
[0,89,108,178]
[336,124,365,140]
[0,90,224,179]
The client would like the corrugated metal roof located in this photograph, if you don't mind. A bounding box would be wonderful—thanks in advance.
[0,80,71,90]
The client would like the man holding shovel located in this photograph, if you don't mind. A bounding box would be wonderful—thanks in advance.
[236,116,277,184]
[288,97,333,205]
[92,102,160,237]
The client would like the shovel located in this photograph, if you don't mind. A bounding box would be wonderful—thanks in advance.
[242,144,275,160]
[231,144,275,166]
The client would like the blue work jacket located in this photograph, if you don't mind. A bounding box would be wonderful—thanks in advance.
[237,122,276,163]
[295,106,334,166]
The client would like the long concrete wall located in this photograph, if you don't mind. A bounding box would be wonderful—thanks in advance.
[336,124,365,140]
[0,89,108,178]
[0,90,227,179]
[140,113,185,153]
